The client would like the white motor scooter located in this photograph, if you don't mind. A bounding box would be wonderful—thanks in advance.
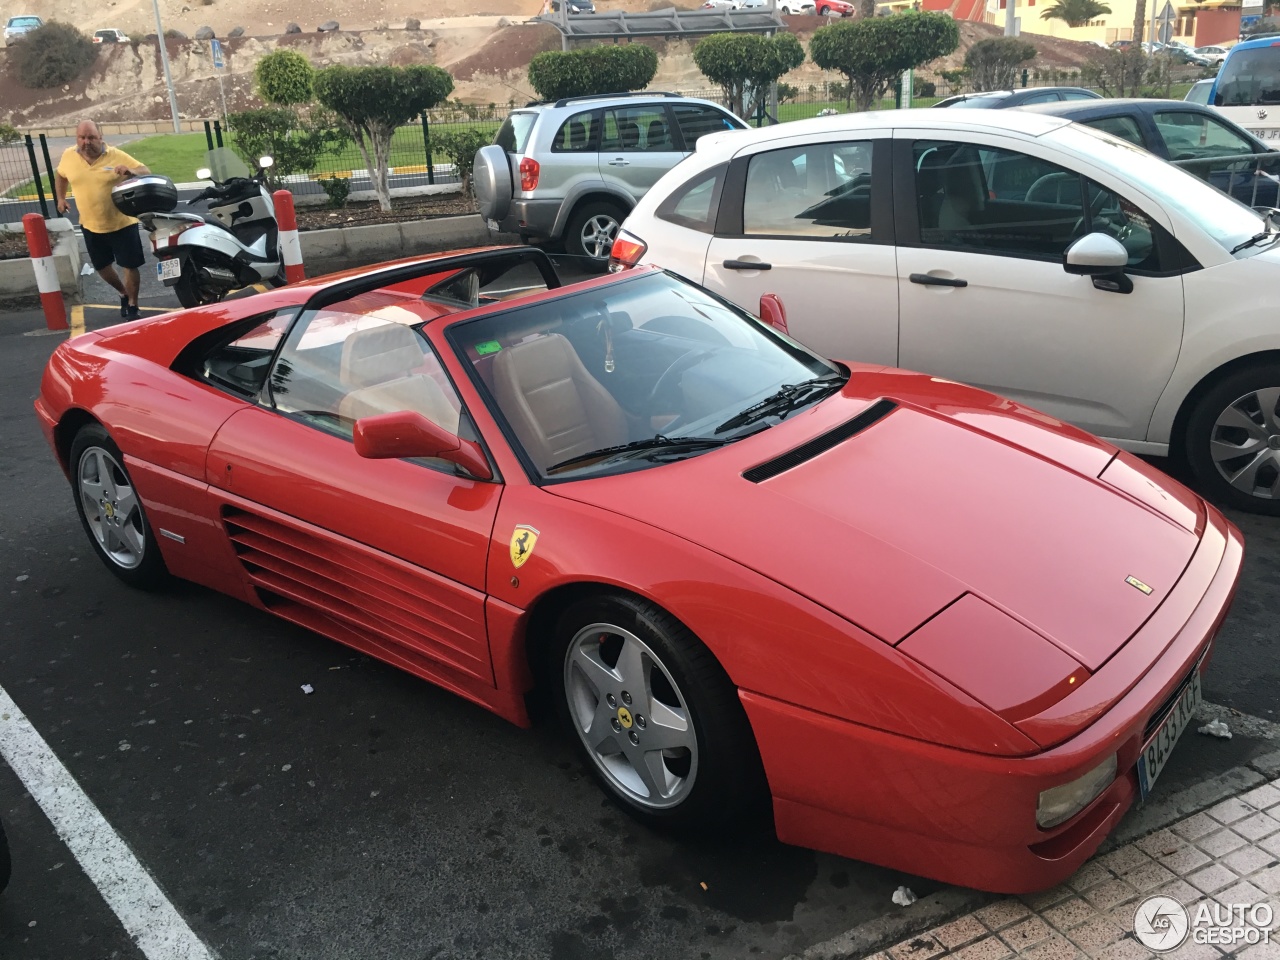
[113,148,286,308]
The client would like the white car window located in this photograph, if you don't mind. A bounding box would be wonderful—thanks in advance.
[742,141,875,240]
[1059,123,1268,257]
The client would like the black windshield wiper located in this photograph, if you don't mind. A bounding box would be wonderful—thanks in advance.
[1230,228,1279,254]
[547,435,731,473]
[714,373,847,435]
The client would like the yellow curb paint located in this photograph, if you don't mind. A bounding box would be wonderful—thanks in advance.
[393,164,429,175]
[70,304,84,337]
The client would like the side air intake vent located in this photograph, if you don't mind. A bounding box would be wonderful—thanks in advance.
[743,399,897,483]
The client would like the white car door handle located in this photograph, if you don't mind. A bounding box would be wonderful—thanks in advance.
[607,158,631,166]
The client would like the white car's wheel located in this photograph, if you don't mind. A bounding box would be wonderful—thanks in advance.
[1185,363,1280,516]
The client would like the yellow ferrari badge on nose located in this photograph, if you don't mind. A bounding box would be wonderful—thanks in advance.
[509,525,540,569]
[1125,575,1154,595]
[617,707,634,729]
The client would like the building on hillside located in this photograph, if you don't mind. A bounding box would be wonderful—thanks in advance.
[883,0,1243,48]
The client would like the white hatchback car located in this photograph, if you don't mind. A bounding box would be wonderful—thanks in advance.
[613,109,1280,514]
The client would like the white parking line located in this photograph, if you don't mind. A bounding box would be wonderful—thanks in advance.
[0,685,215,960]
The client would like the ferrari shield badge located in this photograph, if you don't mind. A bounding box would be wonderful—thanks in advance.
[510,525,540,569]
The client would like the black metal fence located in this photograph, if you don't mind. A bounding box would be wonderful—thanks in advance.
[1173,152,1280,210]
[0,134,59,223]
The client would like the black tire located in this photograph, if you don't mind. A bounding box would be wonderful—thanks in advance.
[266,263,287,289]
[173,260,227,309]
[548,593,769,832]
[1183,362,1280,516]
[69,424,169,589]
[0,817,10,895]
[563,201,625,273]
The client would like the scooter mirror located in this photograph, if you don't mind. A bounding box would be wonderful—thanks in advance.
[258,156,274,169]
[195,167,212,180]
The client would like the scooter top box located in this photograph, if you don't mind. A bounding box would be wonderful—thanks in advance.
[112,175,179,216]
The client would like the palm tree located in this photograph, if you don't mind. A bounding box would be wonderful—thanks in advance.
[1040,0,1112,26]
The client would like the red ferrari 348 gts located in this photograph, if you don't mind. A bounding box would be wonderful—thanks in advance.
[35,246,1243,893]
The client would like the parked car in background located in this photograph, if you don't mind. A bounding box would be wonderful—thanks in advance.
[816,0,854,14]
[1185,78,1215,104]
[31,243,1247,894]
[92,28,131,42]
[1161,46,1212,67]
[779,1,818,12]
[932,87,1102,108]
[3,15,43,43]
[1021,97,1279,207]
[1195,45,1229,65]
[550,0,596,12]
[1209,35,1280,144]
[700,0,739,8]
[473,92,746,268]
[613,109,1280,514]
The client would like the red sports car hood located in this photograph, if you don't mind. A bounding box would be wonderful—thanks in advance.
[549,368,1200,670]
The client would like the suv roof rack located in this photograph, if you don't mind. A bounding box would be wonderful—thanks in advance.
[549,91,684,108]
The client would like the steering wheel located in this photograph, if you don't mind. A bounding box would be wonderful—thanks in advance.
[644,348,712,431]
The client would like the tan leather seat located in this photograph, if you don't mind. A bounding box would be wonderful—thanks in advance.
[339,322,425,388]
[338,375,460,433]
[491,334,628,471]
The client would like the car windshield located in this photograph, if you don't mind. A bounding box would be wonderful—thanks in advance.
[1056,122,1272,257]
[447,271,841,481]
[9,16,40,26]
[1215,47,1280,107]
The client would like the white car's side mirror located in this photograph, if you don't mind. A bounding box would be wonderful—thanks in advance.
[1064,233,1132,294]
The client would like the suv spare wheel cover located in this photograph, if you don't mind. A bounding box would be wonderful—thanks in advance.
[474,144,514,223]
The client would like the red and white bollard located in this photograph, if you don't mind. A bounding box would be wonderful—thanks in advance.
[273,189,305,284]
[22,213,68,332]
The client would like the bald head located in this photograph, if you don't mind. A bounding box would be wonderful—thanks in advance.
[76,120,105,159]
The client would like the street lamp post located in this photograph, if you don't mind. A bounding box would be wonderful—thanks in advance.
[151,0,183,134]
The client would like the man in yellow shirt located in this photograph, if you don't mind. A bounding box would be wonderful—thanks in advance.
[55,120,152,320]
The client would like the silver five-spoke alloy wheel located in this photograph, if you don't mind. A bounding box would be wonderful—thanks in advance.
[78,445,147,569]
[579,214,619,261]
[563,622,698,810]
[1209,386,1280,500]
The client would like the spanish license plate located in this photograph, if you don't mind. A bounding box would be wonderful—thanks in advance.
[1137,669,1202,800]
[1260,129,1280,142]
[157,258,181,281]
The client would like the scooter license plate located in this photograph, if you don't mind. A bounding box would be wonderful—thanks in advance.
[157,258,182,281]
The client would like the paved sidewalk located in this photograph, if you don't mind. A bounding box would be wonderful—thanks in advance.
[874,780,1280,960]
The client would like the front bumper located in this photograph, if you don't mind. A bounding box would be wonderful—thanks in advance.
[743,506,1243,893]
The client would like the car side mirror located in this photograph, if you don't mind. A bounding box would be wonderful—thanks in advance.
[1064,232,1133,294]
[759,293,789,334]
[353,410,493,480]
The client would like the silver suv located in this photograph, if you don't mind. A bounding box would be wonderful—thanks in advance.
[474,92,746,268]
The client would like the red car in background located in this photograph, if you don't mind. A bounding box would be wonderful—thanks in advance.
[817,0,854,14]
[34,246,1243,893]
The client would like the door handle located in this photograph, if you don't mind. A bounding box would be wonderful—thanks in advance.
[723,259,771,271]
[607,158,631,167]
[909,273,967,287]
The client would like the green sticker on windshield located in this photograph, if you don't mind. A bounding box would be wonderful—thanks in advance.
[475,340,502,356]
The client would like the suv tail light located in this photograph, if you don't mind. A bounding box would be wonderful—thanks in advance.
[519,157,540,192]
[609,231,647,272]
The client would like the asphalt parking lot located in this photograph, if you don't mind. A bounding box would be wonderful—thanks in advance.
[1,268,1278,960]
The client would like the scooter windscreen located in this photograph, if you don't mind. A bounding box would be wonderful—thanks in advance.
[203,147,253,183]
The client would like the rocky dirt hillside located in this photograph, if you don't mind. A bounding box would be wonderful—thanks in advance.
[0,8,1106,128]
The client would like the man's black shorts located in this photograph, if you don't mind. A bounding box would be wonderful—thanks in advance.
[83,225,145,271]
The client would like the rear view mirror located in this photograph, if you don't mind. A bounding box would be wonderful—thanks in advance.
[759,293,789,334]
[353,410,492,480]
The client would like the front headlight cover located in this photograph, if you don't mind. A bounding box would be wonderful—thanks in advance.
[1036,754,1118,829]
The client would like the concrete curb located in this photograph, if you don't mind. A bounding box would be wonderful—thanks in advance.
[0,218,83,303]
[300,214,492,277]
